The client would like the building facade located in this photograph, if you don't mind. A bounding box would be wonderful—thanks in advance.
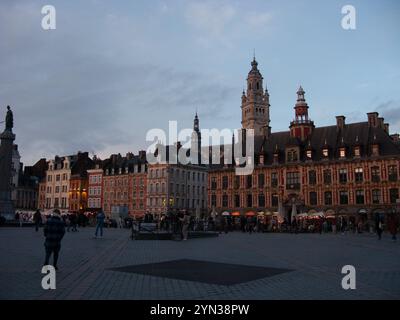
[102,152,147,218]
[146,115,208,218]
[87,161,103,212]
[42,152,92,212]
[208,58,400,221]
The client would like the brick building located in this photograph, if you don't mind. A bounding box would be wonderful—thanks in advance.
[40,152,93,212]
[87,157,103,212]
[208,58,400,221]
[102,152,147,218]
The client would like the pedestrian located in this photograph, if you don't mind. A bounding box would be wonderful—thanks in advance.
[94,209,106,238]
[43,209,65,270]
[118,216,124,228]
[246,216,253,234]
[181,212,190,241]
[387,212,399,242]
[33,209,42,232]
[375,213,384,240]
[15,212,22,227]
[240,215,246,232]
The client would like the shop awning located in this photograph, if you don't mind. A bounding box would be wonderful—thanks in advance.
[245,211,256,216]
[231,211,241,216]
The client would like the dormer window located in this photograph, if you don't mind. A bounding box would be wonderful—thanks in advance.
[259,154,264,165]
[339,148,346,159]
[111,168,114,175]
[354,147,361,157]
[372,144,379,156]
[286,148,299,162]
[306,150,312,160]
[322,148,329,158]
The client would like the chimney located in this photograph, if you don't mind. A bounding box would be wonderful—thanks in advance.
[378,117,385,129]
[138,150,146,160]
[367,112,379,127]
[384,123,389,134]
[126,152,134,160]
[336,116,346,130]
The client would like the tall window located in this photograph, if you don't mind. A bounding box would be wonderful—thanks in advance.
[286,172,300,189]
[258,174,265,188]
[355,167,363,183]
[246,175,253,188]
[308,170,316,185]
[355,190,365,204]
[323,169,332,184]
[372,189,381,204]
[211,177,217,190]
[371,166,380,182]
[258,194,265,207]
[222,176,229,189]
[324,191,332,205]
[234,176,240,189]
[234,194,240,207]
[271,172,278,187]
[339,191,348,205]
[309,192,318,206]
[322,148,329,158]
[222,194,228,207]
[247,194,253,207]
[388,165,398,182]
[211,194,216,207]
[339,168,347,183]
[389,188,399,204]
[271,194,278,207]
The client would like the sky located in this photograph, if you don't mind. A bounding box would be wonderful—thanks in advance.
[1,0,399,166]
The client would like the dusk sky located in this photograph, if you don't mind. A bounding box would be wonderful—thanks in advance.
[1,0,399,166]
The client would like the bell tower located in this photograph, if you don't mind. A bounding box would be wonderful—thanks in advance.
[289,86,315,141]
[241,57,270,137]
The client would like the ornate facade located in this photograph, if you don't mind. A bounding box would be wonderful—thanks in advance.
[208,59,400,220]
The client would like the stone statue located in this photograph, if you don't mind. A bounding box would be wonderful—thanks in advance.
[5,105,13,131]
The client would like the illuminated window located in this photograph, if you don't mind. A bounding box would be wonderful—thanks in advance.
[339,148,346,158]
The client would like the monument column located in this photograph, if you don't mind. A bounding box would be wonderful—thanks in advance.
[0,106,16,220]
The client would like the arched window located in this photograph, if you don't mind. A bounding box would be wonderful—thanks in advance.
[257,82,260,90]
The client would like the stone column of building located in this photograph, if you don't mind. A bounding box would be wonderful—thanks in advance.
[0,106,16,219]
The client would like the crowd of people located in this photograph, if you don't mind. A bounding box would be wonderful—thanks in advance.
[4,207,399,272]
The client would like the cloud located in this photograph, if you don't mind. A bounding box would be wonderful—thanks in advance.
[184,2,236,36]
[0,1,236,165]
[183,1,273,48]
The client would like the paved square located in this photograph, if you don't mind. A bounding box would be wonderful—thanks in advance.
[109,259,292,285]
[0,227,399,300]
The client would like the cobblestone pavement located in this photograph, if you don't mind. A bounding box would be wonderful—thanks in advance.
[0,227,399,300]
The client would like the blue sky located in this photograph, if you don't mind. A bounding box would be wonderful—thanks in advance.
[1,0,399,165]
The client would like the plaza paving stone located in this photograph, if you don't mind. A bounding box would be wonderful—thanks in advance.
[0,227,399,300]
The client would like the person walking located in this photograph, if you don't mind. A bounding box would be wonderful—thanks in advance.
[94,209,106,238]
[15,212,22,227]
[387,212,399,242]
[375,213,384,240]
[43,209,65,270]
[33,209,42,232]
[181,212,190,241]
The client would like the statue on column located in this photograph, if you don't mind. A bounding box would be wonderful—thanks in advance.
[5,105,13,131]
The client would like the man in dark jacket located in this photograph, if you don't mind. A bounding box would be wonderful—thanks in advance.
[33,209,42,232]
[43,209,65,270]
